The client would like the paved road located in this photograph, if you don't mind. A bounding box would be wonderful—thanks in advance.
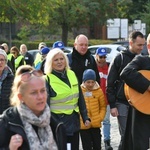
[79,116,120,150]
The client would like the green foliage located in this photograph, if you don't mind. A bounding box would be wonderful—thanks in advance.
[117,0,132,19]
[51,0,89,30]
[66,39,113,47]
[0,0,16,22]
[10,0,55,25]
[127,0,149,23]
[17,26,30,42]
[139,1,150,33]
[5,39,113,50]
[0,0,149,45]
[88,39,113,46]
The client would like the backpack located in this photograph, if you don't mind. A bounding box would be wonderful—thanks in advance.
[118,51,124,73]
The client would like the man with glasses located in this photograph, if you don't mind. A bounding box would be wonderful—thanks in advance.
[67,34,100,84]
[95,47,113,150]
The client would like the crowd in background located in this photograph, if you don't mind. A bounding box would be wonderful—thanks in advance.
[0,31,149,150]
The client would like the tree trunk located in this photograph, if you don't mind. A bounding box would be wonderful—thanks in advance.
[61,23,68,46]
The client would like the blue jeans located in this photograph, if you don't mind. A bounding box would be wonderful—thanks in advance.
[103,105,111,141]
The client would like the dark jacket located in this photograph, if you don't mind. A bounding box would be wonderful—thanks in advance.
[7,59,15,74]
[23,52,34,66]
[0,70,14,114]
[0,107,67,150]
[68,47,100,84]
[7,53,15,74]
[106,49,136,109]
[120,55,150,150]
[120,55,150,93]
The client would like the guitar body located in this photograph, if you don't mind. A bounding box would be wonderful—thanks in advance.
[124,70,150,115]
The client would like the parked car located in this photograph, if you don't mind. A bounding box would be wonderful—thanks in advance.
[63,47,73,54]
[88,44,126,63]
[112,40,148,55]
[28,49,40,60]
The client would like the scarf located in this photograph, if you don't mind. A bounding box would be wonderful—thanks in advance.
[17,103,57,150]
[0,66,12,94]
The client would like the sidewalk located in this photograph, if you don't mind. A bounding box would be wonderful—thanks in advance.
[79,116,120,150]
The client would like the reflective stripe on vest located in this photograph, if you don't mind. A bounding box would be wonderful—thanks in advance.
[50,103,78,110]
[50,93,79,104]
[46,70,79,114]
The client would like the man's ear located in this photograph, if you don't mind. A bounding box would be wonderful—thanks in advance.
[129,40,133,47]
[74,42,77,47]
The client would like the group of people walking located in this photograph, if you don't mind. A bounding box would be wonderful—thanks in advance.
[0,31,149,150]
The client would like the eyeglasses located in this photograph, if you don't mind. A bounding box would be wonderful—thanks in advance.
[0,59,6,62]
[99,56,106,59]
[20,70,43,82]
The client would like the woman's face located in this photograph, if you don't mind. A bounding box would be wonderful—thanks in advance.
[52,53,66,72]
[19,77,47,116]
[20,45,27,55]
[11,50,17,58]
[0,55,6,74]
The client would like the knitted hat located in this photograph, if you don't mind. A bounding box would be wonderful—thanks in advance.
[82,69,96,82]
[96,47,107,56]
[0,49,8,62]
[41,47,50,55]
[53,41,65,49]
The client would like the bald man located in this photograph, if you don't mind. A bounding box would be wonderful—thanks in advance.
[67,34,100,84]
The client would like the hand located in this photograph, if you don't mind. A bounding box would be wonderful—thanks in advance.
[84,120,91,127]
[9,134,23,150]
[110,108,118,117]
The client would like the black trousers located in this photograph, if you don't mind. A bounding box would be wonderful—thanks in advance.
[67,131,79,150]
[80,128,101,150]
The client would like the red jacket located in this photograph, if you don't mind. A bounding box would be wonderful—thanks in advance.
[97,63,109,104]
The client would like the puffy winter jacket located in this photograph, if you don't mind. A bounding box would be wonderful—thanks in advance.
[80,82,106,129]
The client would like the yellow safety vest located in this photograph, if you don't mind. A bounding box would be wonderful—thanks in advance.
[46,70,79,114]
[7,53,13,61]
[34,53,42,67]
[15,55,26,69]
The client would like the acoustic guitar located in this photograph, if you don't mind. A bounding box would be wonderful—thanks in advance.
[124,70,150,115]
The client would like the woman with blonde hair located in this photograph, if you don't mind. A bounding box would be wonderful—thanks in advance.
[0,65,58,149]
[44,48,90,150]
